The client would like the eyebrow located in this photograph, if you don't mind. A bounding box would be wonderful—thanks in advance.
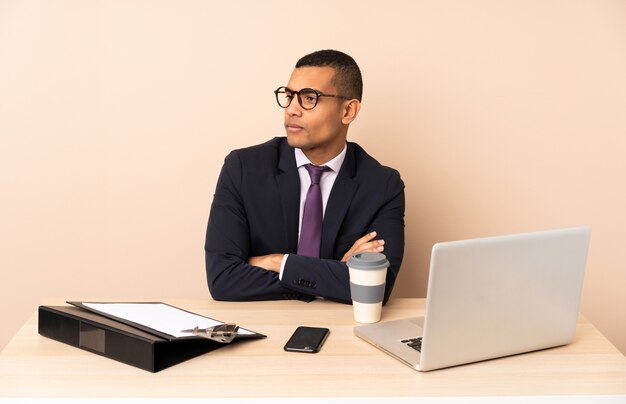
[284,87,325,94]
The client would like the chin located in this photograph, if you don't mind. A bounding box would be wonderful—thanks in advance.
[286,134,309,150]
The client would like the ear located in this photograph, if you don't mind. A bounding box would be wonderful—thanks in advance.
[341,99,361,125]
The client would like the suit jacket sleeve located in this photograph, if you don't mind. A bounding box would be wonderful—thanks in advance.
[205,151,314,302]
[280,169,405,305]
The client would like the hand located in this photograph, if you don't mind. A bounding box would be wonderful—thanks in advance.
[341,231,385,262]
[248,254,284,273]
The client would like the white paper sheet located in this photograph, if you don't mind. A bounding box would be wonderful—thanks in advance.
[82,302,254,338]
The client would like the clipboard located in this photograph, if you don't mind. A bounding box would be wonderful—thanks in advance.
[67,301,265,341]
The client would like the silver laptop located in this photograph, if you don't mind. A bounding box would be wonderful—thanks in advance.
[354,226,591,371]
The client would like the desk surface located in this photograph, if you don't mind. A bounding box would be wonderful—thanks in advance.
[1,298,625,398]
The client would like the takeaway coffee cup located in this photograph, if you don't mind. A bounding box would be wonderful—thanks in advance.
[347,252,389,323]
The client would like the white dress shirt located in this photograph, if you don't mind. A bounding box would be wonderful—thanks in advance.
[278,144,348,280]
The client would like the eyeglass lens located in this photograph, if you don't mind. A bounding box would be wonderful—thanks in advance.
[276,88,319,110]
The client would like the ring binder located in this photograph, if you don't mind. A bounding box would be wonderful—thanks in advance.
[38,304,265,372]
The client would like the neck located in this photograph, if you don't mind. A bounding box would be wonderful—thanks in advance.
[303,142,345,165]
[302,128,348,165]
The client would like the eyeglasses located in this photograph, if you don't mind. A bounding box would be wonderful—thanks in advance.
[274,86,351,110]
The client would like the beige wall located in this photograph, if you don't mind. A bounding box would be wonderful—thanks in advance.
[1,0,625,354]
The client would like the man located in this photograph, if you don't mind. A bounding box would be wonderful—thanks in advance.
[205,49,405,304]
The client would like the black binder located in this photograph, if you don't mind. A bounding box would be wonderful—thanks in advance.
[38,304,266,372]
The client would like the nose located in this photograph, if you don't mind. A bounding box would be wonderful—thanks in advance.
[285,94,303,117]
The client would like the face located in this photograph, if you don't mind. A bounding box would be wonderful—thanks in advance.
[283,66,350,161]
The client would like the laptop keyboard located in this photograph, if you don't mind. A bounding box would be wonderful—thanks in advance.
[401,337,423,352]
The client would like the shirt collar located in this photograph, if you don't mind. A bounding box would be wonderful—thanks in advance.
[294,143,347,173]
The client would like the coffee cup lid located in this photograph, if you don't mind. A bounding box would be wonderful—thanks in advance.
[347,252,389,270]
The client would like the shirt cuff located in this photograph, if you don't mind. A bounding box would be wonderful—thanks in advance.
[279,254,289,281]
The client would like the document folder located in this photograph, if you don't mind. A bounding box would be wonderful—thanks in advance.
[38,305,265,372]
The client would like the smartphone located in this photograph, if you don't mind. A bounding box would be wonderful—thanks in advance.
[284,326,330,353]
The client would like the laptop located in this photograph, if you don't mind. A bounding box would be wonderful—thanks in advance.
[354,226,591,371]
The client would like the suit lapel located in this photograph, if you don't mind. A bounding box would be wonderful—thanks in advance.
[276,140,300,253]
[321,143,359,258]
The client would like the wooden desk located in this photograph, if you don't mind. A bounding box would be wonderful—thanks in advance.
[1,298,625,398]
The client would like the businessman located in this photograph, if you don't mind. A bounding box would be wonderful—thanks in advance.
[205,49,405,304]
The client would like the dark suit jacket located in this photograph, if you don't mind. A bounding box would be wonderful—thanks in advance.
[205,137,405,304]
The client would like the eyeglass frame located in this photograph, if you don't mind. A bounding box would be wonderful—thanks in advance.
[274,86,352,110]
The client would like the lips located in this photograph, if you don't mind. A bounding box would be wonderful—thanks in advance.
[285,122,304,132]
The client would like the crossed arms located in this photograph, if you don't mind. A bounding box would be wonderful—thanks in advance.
[204,146,405,304]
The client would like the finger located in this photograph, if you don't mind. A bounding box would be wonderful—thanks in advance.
[352,231,377,248]
[353,239,385,253]
[341,239,385,261]
[341,233,376,262]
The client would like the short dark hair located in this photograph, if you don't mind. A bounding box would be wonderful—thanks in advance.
[295,49,363,101]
